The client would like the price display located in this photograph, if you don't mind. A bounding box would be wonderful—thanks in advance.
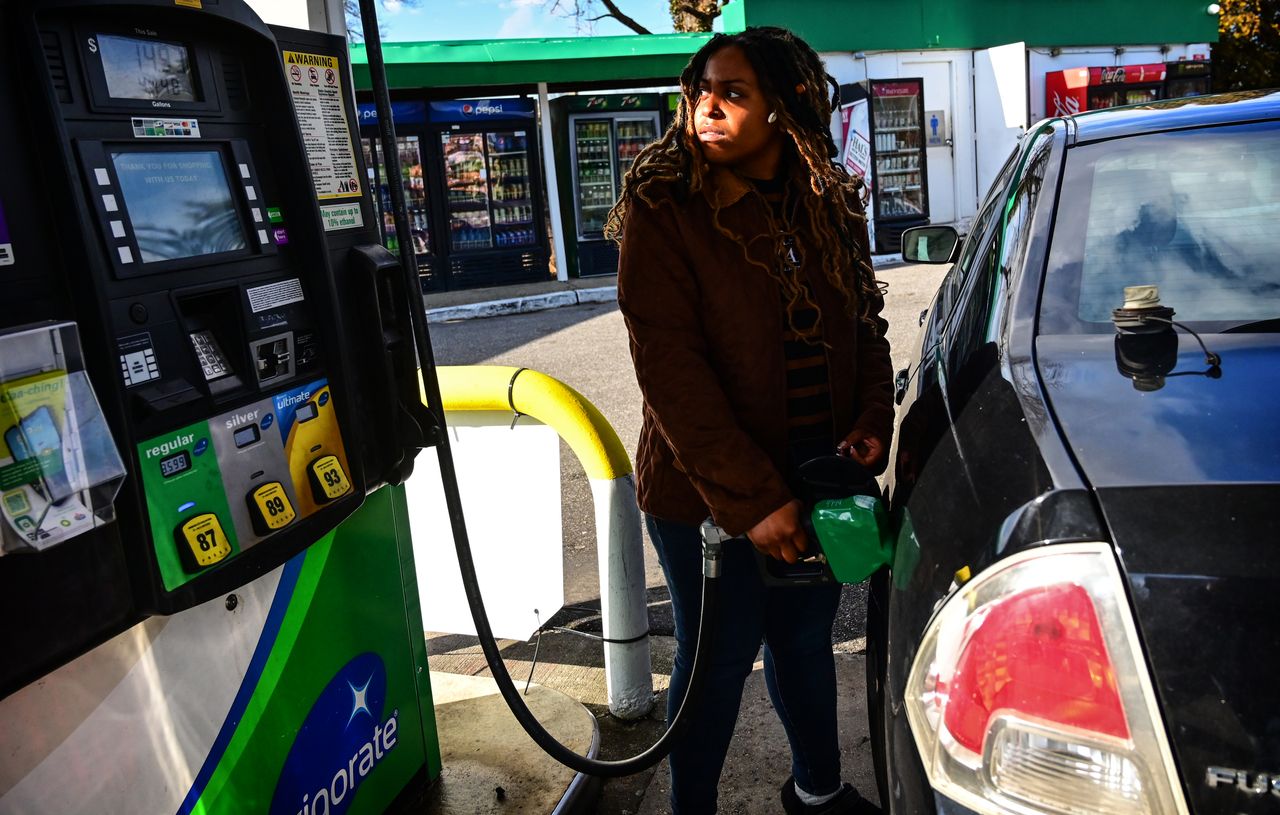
[99,34,198,102]
[160,450,191,478]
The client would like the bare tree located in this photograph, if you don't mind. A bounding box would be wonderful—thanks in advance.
[547,0,652,35]
[669,0,726,32]
[546,0,726,35]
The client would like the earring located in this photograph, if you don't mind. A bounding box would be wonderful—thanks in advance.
[768,111,778,123]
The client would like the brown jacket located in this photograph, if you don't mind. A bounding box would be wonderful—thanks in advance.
[617,166,895,536]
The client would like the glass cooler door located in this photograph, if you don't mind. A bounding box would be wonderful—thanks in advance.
[487,130,536,248]
[362,136,431,256]
[871,81,926,220]
[613,114,658,185]
[442,131,492,252]
[573,117,614,238]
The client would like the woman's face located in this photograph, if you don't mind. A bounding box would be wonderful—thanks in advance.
[693,45,783,179]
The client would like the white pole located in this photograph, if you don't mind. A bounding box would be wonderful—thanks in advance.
[590,475,654,719]
[538,82,570,282]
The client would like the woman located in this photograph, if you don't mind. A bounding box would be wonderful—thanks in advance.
[607,26,893,815]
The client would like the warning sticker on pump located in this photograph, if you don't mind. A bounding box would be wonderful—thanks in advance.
[282,50,360,201]
[320,203,363,231]
[0,198,13,266]
[247,278,305,314]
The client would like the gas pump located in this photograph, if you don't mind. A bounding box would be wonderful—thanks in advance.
[0,1,438,812]
[0,0,897,806]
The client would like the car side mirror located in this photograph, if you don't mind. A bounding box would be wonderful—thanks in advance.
[901,225,960,264]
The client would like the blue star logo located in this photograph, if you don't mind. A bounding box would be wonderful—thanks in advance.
[347,674,373,728]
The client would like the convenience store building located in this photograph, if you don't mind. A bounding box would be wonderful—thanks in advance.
[252,0,1218,286]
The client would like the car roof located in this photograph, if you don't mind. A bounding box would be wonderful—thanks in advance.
[1046,89,1280,144]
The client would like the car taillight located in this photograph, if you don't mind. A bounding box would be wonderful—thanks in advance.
[905,543,1189,815]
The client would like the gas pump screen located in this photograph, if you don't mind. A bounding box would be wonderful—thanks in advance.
[111,150,247,263]
[99,34,198,102]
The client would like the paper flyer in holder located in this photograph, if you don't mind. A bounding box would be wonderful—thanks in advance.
[0,323,125,554]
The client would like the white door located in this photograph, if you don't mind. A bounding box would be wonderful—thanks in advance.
[898,57,957,224]
[974,42,1028,201]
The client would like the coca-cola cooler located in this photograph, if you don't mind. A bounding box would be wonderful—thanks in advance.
[845,79,930,255]
[1165,60,1212,99]
[1046,61,1212,118]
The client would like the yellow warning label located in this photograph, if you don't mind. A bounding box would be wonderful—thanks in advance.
[284,51,339,70]
[282,49,360,201]
[175,0,203,7]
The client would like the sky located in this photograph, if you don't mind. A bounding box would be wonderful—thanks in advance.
[376,0,677,42]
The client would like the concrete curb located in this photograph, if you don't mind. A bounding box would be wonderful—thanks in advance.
[427,286,616,323]
[426,254,906,323]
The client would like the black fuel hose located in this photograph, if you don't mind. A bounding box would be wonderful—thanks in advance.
[356,0,723,778]
[445,467,722,777]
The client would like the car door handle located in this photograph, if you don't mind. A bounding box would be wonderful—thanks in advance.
[894,368,910,405]
[918,309,928,327]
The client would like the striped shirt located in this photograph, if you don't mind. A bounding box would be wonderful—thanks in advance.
[751,175,833,446]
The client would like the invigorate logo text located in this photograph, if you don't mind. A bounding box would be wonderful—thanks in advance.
[270,653,398,815]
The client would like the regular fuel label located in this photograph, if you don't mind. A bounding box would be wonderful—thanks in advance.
[283,50,361,201]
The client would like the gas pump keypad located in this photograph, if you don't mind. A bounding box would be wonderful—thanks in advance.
[308,455,351,503]
[176,513,232,570]
[247,481,296,533]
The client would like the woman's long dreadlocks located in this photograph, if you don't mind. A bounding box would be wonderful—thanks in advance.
[603,26,885,331]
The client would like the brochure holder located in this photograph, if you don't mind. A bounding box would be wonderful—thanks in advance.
[0,322,125,554]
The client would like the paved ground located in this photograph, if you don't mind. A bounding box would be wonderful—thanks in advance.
[422,262,946,813]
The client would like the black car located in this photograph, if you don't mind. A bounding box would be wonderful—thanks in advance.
[866,91,1280,815]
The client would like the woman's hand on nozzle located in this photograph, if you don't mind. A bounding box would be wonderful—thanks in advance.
[746,499,808,563]
[836,428,886,469]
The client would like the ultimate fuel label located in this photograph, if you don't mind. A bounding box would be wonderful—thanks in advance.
[283,50,360,201]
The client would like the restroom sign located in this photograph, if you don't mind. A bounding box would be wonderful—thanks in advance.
[925,110,947,147]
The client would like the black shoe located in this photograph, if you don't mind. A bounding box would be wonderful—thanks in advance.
[779,776,883,815]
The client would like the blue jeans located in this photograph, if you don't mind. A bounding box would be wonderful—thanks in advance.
[647,513,844,815]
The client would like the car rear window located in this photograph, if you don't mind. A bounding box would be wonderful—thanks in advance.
[1040,120,1280,333]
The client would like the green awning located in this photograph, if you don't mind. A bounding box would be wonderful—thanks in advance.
[349,32,713,91]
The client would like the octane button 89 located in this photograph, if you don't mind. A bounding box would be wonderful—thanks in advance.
[248,481,296,534]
